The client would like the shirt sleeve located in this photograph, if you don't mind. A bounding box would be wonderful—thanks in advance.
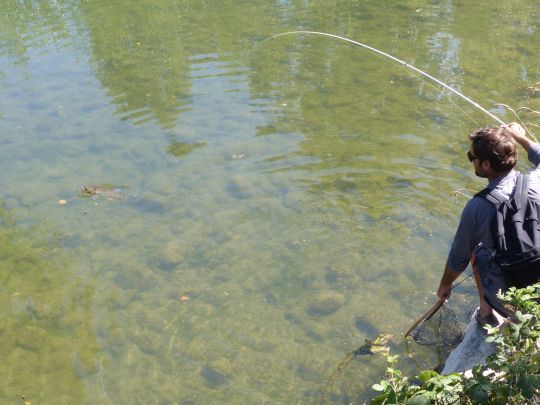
[527,143,540,166]
[446,197,484,273]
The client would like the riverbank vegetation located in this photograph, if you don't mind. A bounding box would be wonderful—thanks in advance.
[371,283,540,404]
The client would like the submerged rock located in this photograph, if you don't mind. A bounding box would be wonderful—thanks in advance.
[201,366,229,388]
[354,316,379,336]
[307,291,345,317]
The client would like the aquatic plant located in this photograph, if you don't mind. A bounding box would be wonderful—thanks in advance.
[167,141,206,157]
[0,205,100,403]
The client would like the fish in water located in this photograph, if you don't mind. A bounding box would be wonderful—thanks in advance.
[80,185,126,200]
[79,186,167,214]
[320,333,394,403]
[353,334,393,356]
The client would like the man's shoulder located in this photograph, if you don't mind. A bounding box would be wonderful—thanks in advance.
[467,192,496,205]
[462,193,496,217]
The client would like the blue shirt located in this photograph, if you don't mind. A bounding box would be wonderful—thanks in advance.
[446,143,540,273]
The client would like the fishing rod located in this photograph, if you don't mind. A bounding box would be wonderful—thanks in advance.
[256,31,507,126]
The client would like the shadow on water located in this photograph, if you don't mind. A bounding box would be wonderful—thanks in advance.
[0,203,100,403]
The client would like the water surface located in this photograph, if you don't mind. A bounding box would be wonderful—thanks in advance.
[0,1,538,403]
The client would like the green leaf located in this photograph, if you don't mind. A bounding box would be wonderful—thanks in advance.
[406,394,432,405]
[518,375,540,399]
[372,381,389,392]
[370,394,387,405]
[468,383,491,404]
[418,370,438,383]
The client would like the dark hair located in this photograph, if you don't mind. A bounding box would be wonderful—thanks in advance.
[469,126,517,172]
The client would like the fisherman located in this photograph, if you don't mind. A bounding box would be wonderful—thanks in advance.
[436,122,540,326]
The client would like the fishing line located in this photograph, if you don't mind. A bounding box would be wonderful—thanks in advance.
[393,63,482,127]
[255,31,506,126]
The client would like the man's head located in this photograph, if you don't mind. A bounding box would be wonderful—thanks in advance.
[468,126,517,178]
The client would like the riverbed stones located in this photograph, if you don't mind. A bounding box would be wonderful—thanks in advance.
[307,291,345,317]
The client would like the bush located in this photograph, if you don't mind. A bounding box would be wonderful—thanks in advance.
[371,283,540,404]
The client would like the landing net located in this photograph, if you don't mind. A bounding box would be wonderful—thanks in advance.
[408,303,464,346]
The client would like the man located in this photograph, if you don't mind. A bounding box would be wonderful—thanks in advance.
[436,122,540,326]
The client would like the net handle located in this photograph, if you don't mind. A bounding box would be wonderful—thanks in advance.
[403,268,476,339]
[404,298,445,338]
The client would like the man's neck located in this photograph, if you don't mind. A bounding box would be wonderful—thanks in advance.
[487,170,512,182]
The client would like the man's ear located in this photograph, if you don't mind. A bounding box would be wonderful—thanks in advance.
[482,159,496,176]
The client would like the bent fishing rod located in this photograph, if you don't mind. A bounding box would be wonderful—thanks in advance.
[256,31,506,126]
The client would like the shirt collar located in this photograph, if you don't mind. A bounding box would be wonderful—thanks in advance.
[488,169,517,189]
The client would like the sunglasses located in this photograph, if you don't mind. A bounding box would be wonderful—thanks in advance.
[467,151,479,162]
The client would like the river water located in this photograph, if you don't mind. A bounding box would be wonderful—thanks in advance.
[0,1,538,403]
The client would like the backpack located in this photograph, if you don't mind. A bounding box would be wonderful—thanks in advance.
[476,173,540,290]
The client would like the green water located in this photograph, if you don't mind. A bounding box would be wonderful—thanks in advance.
[0,0,538,403]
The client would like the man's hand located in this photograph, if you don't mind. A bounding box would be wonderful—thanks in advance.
[437,282,452,301]
[506,122,526,138]
[437,264,461,302]
[504,122,531,151]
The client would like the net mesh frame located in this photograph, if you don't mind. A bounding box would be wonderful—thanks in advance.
[409,303,464,346]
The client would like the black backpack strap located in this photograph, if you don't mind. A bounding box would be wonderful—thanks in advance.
[475,187,506,206]
[475,174,527,241]
[475,187,505,242]
[475,173,529,208]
